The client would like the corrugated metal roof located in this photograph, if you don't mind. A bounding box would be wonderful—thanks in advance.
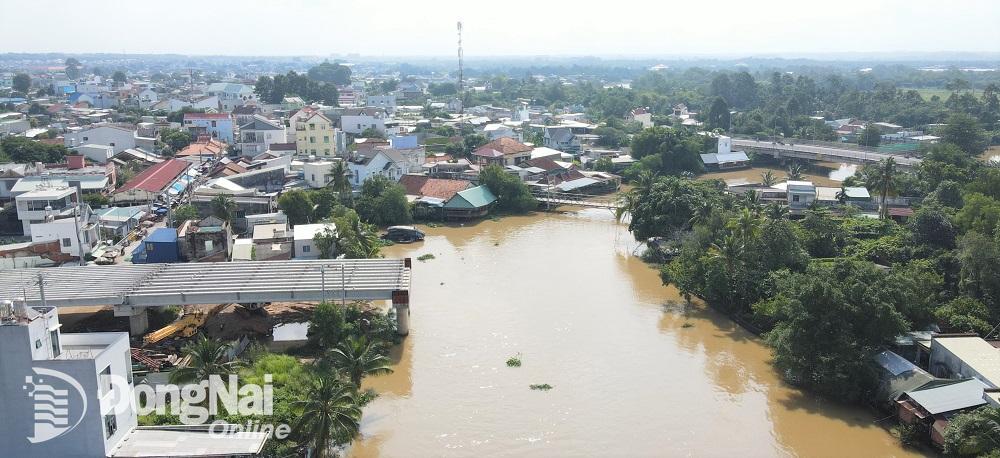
[906,379,987,414]
[445,185,496,209]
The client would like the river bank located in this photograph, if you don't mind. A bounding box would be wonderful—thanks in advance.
[349,209,923,457]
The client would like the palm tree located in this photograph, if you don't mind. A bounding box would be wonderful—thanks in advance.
[866,158,897,219]
[210,194,236,223]
[327,336,393,387]
[835,187,848,205]
[733,208,760,243]
[764,202,788,220]
[760,170,778,187]
[330,161,351,198]
[709,232,744,274]
[615,190,639,223]
[786,162,805,181]
[293,375,362,457]
[634,170,658,197]
[169,335,239,384]
[741,190,761,213]
[687,199,715,229]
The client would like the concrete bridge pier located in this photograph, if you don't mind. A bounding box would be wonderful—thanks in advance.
[114,305,149,335]
[392,290,410,335]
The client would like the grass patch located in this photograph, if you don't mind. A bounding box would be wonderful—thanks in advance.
[529,383,553,391]
[417,253,435,262]
[506,353,522,367]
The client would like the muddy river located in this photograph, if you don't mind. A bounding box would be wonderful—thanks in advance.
[351,210,921,457]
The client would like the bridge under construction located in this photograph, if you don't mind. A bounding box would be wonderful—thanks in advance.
[532,190,623,209]
[0,259,413,334]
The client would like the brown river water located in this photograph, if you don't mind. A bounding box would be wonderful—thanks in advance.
[351,209,923,457]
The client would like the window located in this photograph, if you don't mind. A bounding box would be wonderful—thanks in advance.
[309,123,315,130]
[100,365,112,396]
[323,136,329,142]
[62,238,72,247]
[35,339,42,349]
[50,330,60,357]
[309,136,316,143]
[204,240,214,252]
[302,245,311,253]
[109,142,115,147]
[83,136,88,141]
[125,352,133,384]
[211,120,217,127]
[104,413,117,438]
[792,195,800,202]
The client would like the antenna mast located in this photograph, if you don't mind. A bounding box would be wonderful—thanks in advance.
[457,21,464,113]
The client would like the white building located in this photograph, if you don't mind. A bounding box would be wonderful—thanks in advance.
[204,82,255,112]
[786,181,816,211]
[74,144,116,164]
[626,107,653,129]
[340,107,387,135]
[293,222,337,259]
[64,126,136,155]
[238,115,285,156]
[0,304,136,457]
[303,160,340,188]
[366,94,397,113]
[29,206,100,258]
[15,186,78,236]
[348,148,425,187]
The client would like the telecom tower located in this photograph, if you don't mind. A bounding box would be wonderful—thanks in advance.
[457,21,464,113]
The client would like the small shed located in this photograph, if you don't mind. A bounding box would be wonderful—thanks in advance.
[443,185,497,219]
[142,227,180,263]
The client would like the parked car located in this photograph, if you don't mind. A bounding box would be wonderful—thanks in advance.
[381,226,425,243]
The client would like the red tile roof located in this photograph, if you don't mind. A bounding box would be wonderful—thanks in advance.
[117,159,190,193]
[176,138,227,158]
[398,175,472,200]
[473,138,532,158]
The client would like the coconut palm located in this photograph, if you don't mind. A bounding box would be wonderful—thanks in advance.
[169,335,239,384]
[634,170,658,197]
[687,199,716,229]
[330,160,351,198]
[327,336,394,387]
[786,163,805,181]
[835,187,849,205]
[615,190,639,223]
[741,190,761,213]
[210,194,236,223]
[867,158,897,219]
[293,375,363,457]
[733,208,761,243]
[760,170,778,187]
[709,232,744,275]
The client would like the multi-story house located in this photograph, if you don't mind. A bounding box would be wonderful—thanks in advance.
[204,82,255,112]
[64,125,136,155]
[295,112,338,157]
[238,115,285,156]
[183,113,234,144]
[340,107,387,135]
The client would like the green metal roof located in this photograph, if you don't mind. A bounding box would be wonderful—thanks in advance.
[444,185,497,209]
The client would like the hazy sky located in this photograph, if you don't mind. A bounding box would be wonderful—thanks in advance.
[2,0,999,57]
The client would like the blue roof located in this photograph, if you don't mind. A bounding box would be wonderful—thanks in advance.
[146,227,177,243]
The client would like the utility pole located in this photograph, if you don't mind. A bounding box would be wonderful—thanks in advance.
[457,21,464,114]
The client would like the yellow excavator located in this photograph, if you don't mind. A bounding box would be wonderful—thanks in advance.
[143,303,228,346]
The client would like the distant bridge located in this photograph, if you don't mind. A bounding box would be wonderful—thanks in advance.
[732,138,922,167]
[532,190,623,209]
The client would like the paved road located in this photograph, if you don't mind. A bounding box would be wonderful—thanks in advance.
[732,139,922,167]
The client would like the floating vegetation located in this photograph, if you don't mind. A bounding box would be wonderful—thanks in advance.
[494,242,500,246]
[417,254,435,261]
[426,222,443,228]
[681,322,694,328]
[506,353,522,367]
[529,384,553,391]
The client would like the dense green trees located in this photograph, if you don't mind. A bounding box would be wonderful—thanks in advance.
[628,126,706,176]
[255,71,339,105]
[160,128,192,152]
[755,261,908,401]
[943,407,1000,456]
[1,136,69,163]
[278,189,316,226]
[173,204,200,224]
[12,73,30,94]
[64,58,81,80]
[307,62,352,85]
[355,175,412,226]
[858,123,882,147]
[478,164,537,213]
[942,112,989,155]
